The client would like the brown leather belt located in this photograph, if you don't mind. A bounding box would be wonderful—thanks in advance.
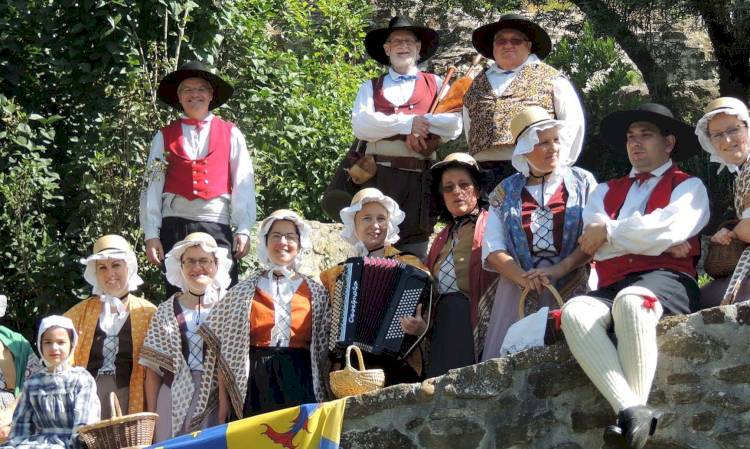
[373,155,433,171]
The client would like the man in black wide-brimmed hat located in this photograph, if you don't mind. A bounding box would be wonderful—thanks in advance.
[463,13,585,189]
[560,103,709,449]
[140,61,256,295]
[327,16,462,259]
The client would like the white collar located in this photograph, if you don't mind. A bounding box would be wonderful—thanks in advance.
[629,159,673,178]
[488,53,540,75]
[180,112,214,123]
[387,67,419,81]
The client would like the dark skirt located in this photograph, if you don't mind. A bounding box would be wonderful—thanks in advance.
[425,292,475,378]
[242,346,316,417]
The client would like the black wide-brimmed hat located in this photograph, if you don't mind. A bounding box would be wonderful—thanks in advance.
[472,14,552,61]
[599,103,700,161]
[157,61,234,111]
[364,16,439,66]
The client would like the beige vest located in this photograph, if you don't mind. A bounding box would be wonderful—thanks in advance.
[464,62,558,157]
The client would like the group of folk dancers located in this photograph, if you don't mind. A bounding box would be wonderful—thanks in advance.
[1,12,749,449]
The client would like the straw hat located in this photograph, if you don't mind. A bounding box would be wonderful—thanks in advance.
[80,234,143,295]
[509,106,575,176]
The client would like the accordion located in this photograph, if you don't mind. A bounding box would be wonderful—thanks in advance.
[329,256,432,358]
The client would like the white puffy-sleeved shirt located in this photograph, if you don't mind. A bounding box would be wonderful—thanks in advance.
[462,54,585,159]
[140,113,257,240]
[352,67,462,142]
[583,160,710,261]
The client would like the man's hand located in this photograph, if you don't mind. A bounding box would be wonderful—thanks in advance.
[665,241,692,258]
[578,223,608,256]
[233,233,249,259]
[405,133,428,154]
[710,227,736,246]
[410,116,430,137]
[145,238,164,266]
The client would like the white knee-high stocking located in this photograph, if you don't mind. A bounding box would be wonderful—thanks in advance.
[611,286,663,404]
[561,296,641,413]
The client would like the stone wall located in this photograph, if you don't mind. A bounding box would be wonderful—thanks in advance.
[340,302,750,448]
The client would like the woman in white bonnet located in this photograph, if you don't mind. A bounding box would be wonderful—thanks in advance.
[64,234,156,418]
[695,97,750,307]
[199,210,330,421]
[481,106,596,360]
[139,232,231,442]
[319,187,430,384]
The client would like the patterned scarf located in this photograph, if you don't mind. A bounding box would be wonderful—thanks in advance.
[140,296,218,436]
[723,162,750,304]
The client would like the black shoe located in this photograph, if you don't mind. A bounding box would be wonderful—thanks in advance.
[617,405,662,449]
[603,424,627,448]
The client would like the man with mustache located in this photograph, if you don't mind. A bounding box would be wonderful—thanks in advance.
[464,14,585,189]
[346,16,462,259]
[560,103,709,449]
[140,61,256,296]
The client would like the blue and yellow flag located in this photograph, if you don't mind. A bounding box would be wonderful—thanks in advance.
[148,399,346,449]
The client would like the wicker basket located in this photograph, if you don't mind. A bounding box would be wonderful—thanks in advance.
[518,284,565,345]
[329,345,385,398]
[705,239,747,278]
[78,392,158,449]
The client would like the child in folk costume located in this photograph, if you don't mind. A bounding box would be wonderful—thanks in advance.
[695,97,750,307]
[320,188,430,384]
[64,235,156,418]
[481,106,596,360]
[2,316,100,449]
[140,232,232,442]
[199,210,330,420]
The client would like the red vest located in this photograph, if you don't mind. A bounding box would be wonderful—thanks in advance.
[372,72,437,116]
[595,165,700,288]
[162,117,233,201]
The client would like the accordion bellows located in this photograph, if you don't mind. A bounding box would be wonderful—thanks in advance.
[329,256,432,358]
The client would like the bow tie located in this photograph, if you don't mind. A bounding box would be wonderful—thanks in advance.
[181,118,208,132]
[502,70,515,75]
[393,74,418,82]
[633,172,654,185]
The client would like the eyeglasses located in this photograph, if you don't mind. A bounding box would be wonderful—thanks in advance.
[386,38,418,47]
[493,37,529,46]
[440,182,475,194]
[178,87,213,95]
[181,258,216,269]
[268,232,300,244]
[709,124,747,143]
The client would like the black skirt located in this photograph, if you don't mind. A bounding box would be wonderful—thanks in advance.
[242,346,316,417]
[425,292,475,378]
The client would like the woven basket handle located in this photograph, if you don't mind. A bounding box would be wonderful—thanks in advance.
[345,345,366,372]
[518,283,564,319]
[109,392,122,418]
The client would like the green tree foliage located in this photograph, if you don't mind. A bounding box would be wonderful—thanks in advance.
[0,0,377,336]
[217,0,378,218]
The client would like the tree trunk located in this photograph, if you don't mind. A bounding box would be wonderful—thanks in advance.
[695,0,750,101]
